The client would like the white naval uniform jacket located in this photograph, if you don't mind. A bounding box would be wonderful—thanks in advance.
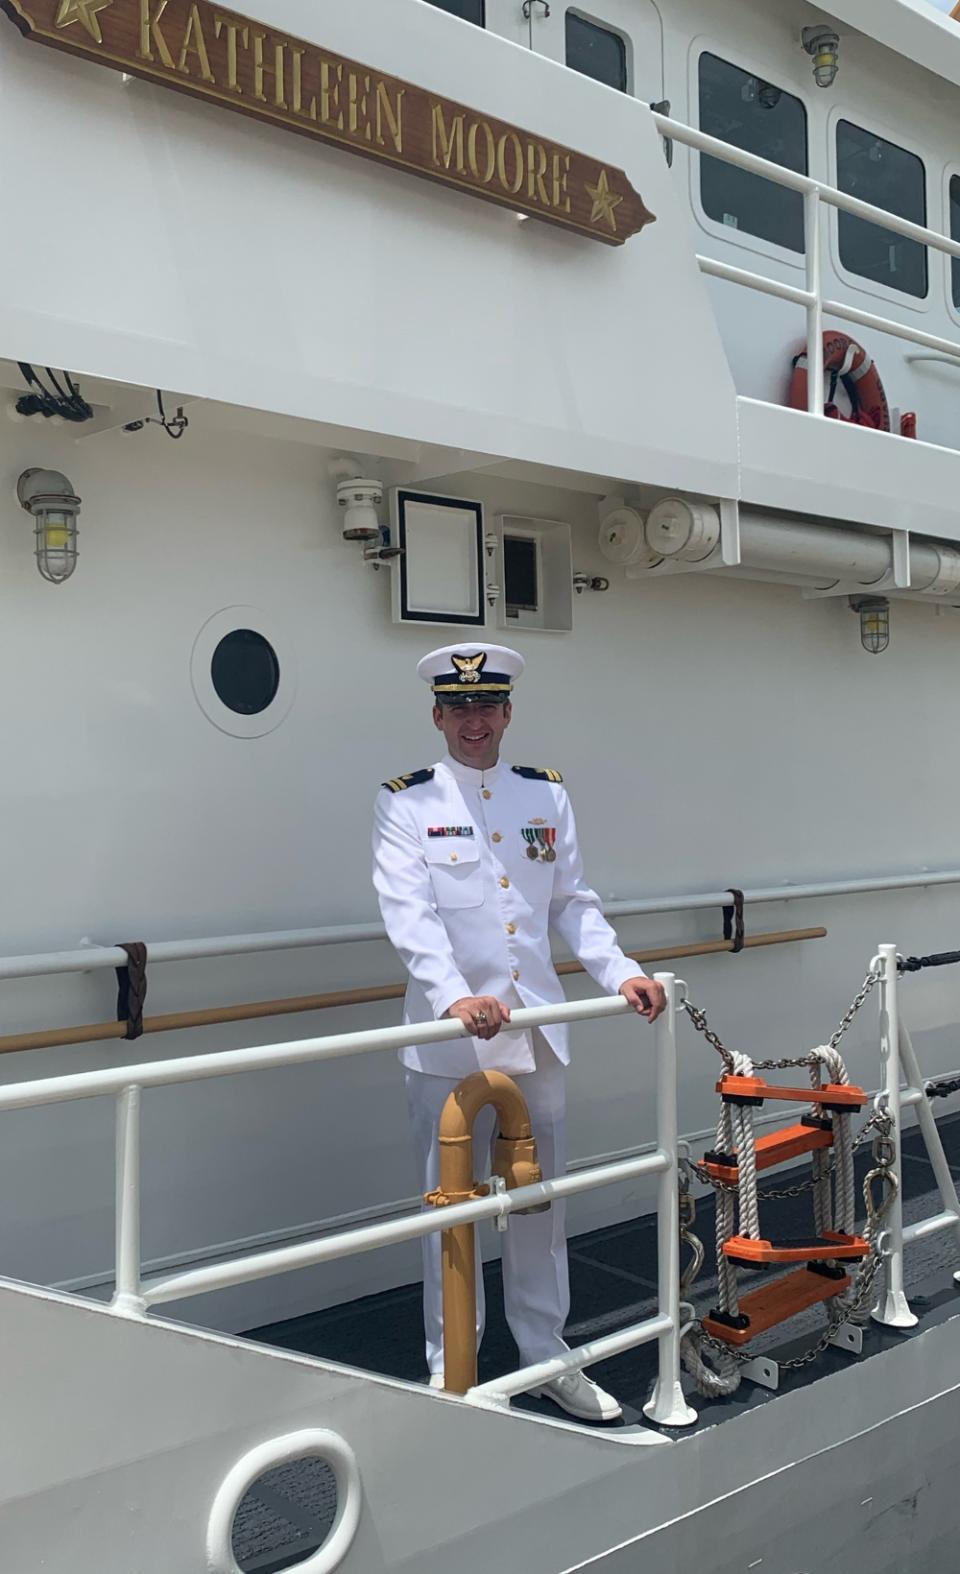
[372,754,643,1077]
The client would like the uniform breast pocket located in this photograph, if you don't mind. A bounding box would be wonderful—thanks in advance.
[424,840,484,909]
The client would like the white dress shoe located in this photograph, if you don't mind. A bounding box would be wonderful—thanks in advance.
[530,1371,622,1422]
[428,1373,446,1389]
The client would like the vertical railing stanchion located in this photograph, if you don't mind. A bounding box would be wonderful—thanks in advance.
[871,944,918,1329]
[112,1085,146,1316]
[642,973,697,1427]
[805,187,823,416]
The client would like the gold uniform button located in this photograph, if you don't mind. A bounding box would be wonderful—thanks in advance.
[506,922,517,935]
[512,969,520,981]
[482,789,492,799]
[499,876,510,889]
[491,832,503,843]
[450,853,458,862]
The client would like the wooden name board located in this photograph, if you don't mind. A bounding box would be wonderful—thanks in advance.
[1,0,655,246]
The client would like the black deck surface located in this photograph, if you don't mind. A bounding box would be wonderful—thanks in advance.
[234,1113,960,1571]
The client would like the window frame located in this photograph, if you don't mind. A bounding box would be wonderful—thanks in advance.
[942,164,960,330]
[565,8,631,95]
[827,104,932,315]
[687,38,810,273]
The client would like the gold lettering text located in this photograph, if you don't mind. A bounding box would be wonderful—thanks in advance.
[348,72,371,141]
[431,104,465,173]
[138,0,175,69]
[467,119,496,184]
[527,141,550,205]
[177,3,214,82]
[320,59,344,129]
[290,47,317,121]
[252,30,287,109]
[374,80,404,153]
[214,14,248,95]
[496,130,523,196]
[551,151,572,214]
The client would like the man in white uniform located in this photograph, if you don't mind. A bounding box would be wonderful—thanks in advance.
[372,643,663,1421]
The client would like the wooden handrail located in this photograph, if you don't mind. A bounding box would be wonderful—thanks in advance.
[0,926,826,1057]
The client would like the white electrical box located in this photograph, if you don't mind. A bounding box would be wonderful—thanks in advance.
[390,490,486,628]
[495,515,573,634]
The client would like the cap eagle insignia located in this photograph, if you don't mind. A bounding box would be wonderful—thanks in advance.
[451,652,487,684]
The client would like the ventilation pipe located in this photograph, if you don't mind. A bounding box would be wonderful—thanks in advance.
[599,500,960,598]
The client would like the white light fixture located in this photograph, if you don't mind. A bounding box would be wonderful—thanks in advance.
[849,595,890,655]
[802,26,840,88]
[16,468,81,584]
[337,478,383,541]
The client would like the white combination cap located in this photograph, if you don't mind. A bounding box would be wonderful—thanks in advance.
[417,642,524,703]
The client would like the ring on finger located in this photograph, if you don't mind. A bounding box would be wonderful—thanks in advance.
[475,1010,488,1024]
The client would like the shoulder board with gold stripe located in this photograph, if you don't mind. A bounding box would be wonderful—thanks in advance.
[382,768,436,793]
[511,766,564,784]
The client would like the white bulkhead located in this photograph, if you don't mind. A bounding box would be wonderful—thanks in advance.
[0,0,958,1340]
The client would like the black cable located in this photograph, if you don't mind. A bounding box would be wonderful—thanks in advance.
[899,950,960,973]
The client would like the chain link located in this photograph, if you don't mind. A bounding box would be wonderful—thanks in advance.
[682,968,881,1073]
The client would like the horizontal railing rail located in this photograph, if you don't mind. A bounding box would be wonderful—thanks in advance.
[650,110,960,415]
[1,868,956,981]
[0,978,698,1427]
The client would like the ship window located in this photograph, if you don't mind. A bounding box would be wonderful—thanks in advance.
[566,13,628,93]
[504,535,540,617]
[836,122,927,298]
[231,1456,339,1571]
[211,629,280,716]
[698,53,807,253]
[951,176,960,308]
[425,0,485,24]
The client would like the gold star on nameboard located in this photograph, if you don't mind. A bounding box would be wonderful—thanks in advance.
[585,168,624,233]
[54,0,113,45]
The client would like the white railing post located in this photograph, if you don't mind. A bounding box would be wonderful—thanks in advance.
[871,945,918,1330]
[112,1085,145,1316]
[804,188,823,416]
[642,974,697,1427]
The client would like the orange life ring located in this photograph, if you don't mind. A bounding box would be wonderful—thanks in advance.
[788,331,890,431]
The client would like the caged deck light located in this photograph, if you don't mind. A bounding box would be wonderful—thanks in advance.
[802,26,840,88]
[849,596,890,655]
[16,468,80,584]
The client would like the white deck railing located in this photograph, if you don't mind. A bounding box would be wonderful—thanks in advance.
[0,974,698,1429]
[651,111,960,413]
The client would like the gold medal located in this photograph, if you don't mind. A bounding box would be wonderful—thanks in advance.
[527,844,539,860]
[544,847,556,862]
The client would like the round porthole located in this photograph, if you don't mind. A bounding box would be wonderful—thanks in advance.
[207,1430,362,1574]
[211,629,280,716]
[191,607,297,738]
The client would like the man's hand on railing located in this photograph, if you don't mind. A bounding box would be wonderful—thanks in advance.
[446,996,513,1040]
[620,977,666,1023]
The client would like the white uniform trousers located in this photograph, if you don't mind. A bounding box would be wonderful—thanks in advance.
[404,1032,570,1376]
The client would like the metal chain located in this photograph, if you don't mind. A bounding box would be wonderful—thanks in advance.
[686,1103,891,1202]
[683,967,881,1073]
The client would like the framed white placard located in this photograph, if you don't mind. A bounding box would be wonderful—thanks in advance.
[391,491,485,627]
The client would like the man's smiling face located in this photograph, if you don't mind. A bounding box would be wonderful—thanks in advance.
[434,699,512,771]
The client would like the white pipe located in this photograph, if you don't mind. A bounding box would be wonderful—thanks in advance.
[0,995,634,1114]
[3,871,960,982]
[642,975,697,1427]
[112,1087,143,1316]
[697,255,814,308]
[655,512,960,596]
[142,1148,670,1307]
[467,1313,673,1403]
[871,945,918,1330]
[902,1210,960,1246]
[805,190,824,417]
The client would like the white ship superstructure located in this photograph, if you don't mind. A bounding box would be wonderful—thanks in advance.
[1,2,960,1570]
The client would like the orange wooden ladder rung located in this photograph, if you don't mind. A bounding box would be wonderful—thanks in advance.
[703,1267,851,1347]
[716,1075,867,1110]
[702,1119,834,1184]
[723,1231,870,1266]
